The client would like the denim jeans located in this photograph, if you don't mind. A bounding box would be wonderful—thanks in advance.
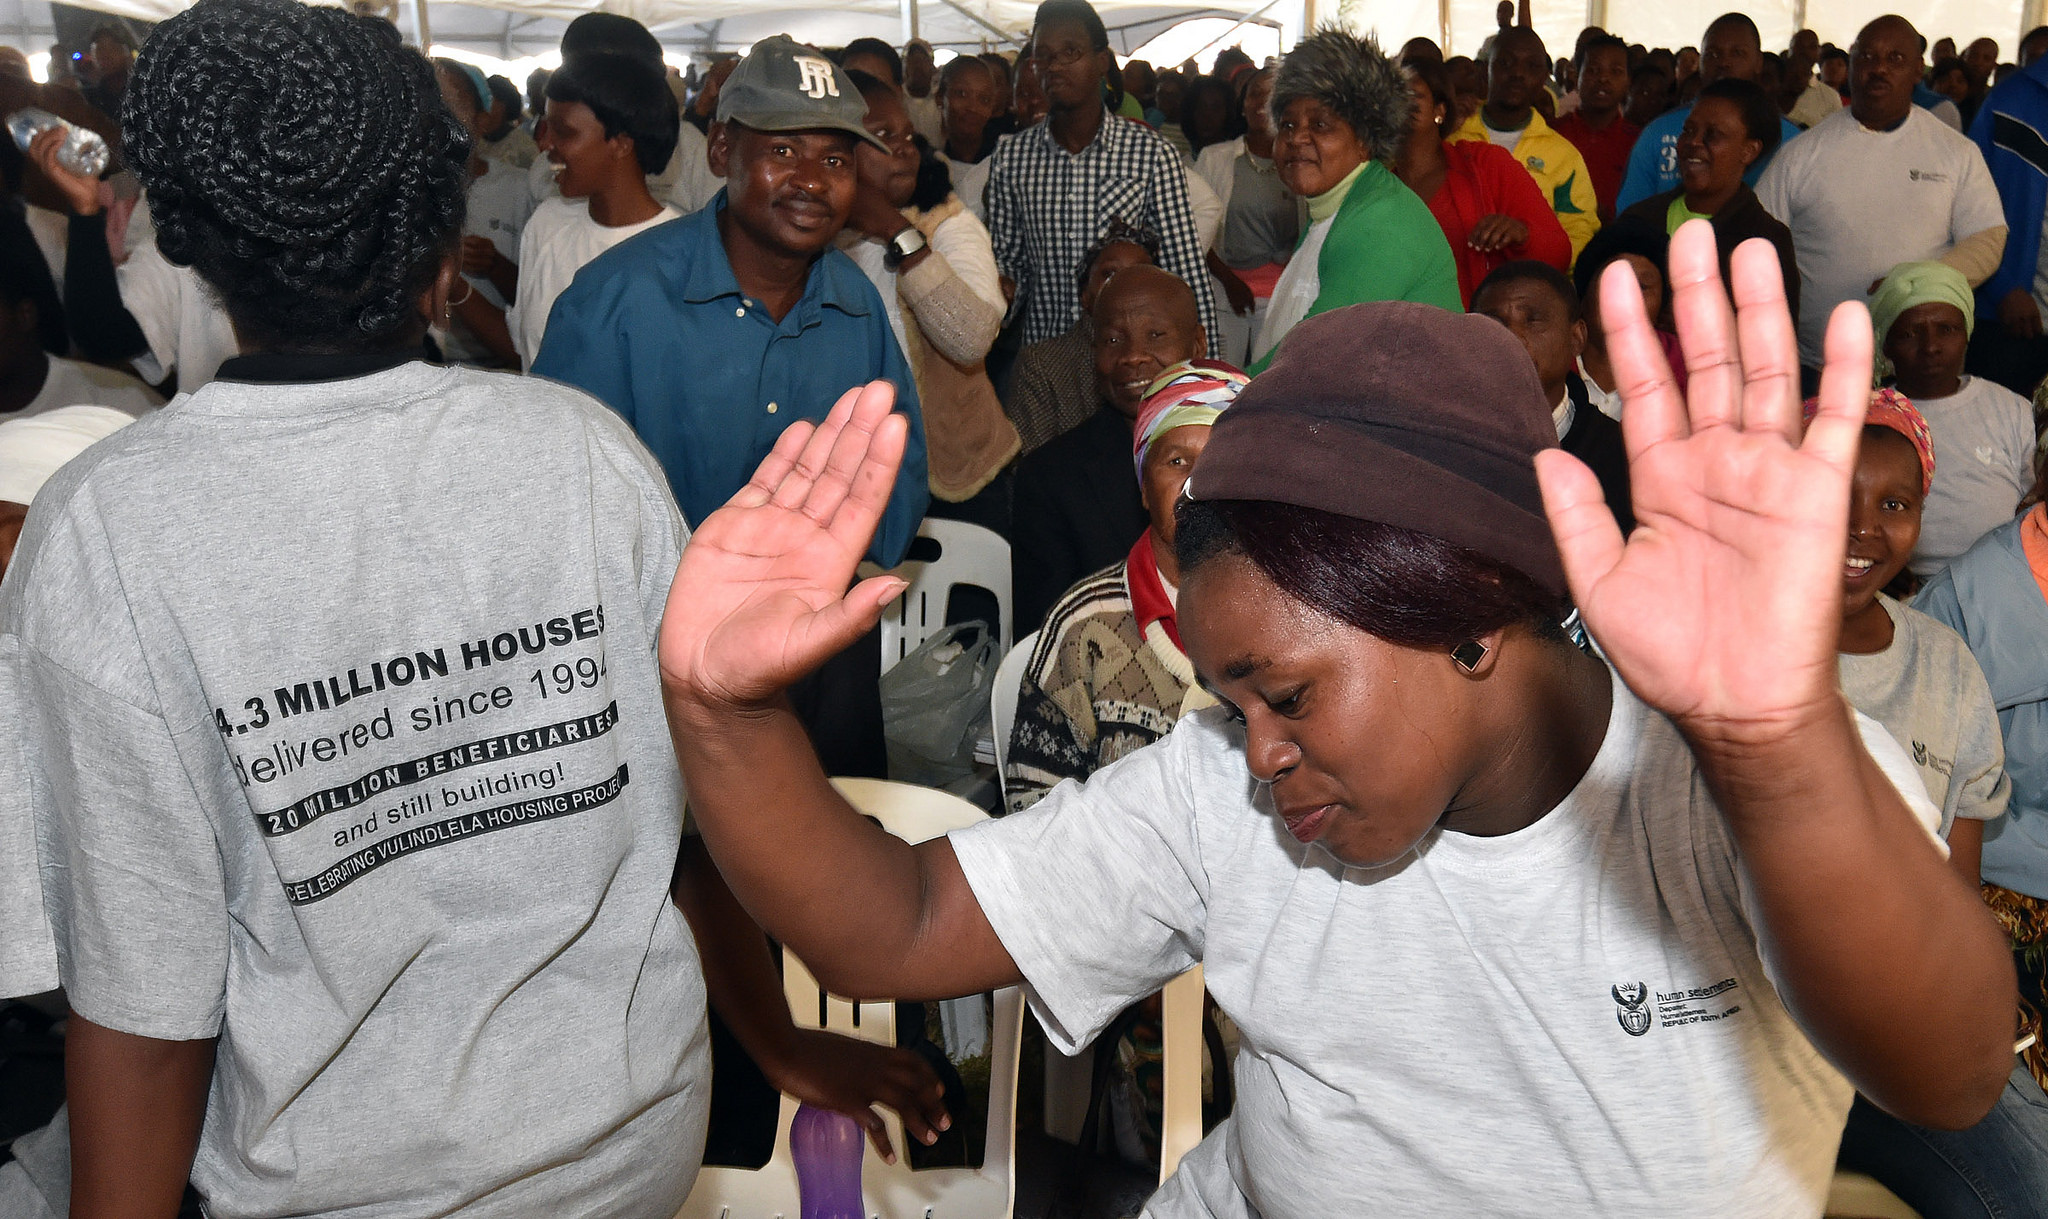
[1836,1062,2048,1219]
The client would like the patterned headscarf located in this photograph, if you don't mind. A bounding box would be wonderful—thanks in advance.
[1133,359,1250,479]
[1803,387,1935,495]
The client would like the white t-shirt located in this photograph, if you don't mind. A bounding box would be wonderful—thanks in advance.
[1757,107,2006,368]
[1788,78,1843,130]
[1252,212,1332,363]
[439,160,536,366]
[14,356,160,419]
[511,196,681,369]
[1839,594,2009,838]
[1909,375,2036,575]
[840,208,1007,357]
[950,672,1943,1218]
[115,231,239,394]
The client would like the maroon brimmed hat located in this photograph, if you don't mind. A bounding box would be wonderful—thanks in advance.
[1188,302,1569,597]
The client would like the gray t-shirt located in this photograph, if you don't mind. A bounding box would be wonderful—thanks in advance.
[1911,375,2036,576]
[0,361,709,1218]
[1840,594,2009,837]
[1217,153,1298,271]
[951,672,1943,1218]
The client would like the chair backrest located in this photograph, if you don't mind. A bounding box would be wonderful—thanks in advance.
[989,630,1038,792]
[1157,965,1206,1185]
[677,778,1023,1219]
[880,519,1012,675]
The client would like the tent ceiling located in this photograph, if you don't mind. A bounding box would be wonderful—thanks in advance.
[2,0,2033,63]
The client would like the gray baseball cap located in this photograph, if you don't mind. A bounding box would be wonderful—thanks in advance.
[715,34,889,153]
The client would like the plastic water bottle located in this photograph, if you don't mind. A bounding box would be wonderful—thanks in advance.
[789,1103,865,1219]
[7,108,110,178]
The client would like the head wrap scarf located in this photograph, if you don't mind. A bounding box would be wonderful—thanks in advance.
[1870,261,1975,351]
[0,405,138,505]
[1802,388,1935,495]
[1133,359,1250,479]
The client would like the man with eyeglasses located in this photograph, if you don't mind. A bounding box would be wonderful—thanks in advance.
[983,0,1217,354]
[1757,14,2006,383]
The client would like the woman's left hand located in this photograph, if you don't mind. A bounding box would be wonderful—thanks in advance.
[1535,219,1868,746]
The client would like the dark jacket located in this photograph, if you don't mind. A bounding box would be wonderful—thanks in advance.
[1562,378,1636,537]
[1011,405,1147,633]
[1616,184,1799,318]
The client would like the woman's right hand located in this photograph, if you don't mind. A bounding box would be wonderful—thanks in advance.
[27,126,102,216]
[1467,213,1528,253]
[658,382,909,712]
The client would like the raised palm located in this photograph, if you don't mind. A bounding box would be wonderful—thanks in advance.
[658,381,911,709]
[1537,222,1871,738]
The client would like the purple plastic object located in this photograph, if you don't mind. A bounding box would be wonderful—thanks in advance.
[790,1102,866,1219]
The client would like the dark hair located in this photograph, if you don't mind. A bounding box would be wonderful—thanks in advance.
[560,13,662,64]
[1174,499,1572,647]
[1819,46,1850,66]
[487,74,521,120]
[1180,75,1238,153]
[1405,56,1453,121]
[1575,32,1628,72]
[123,0,469,350]
[1629,62,1670,87]
[1033,0,1109,52]
[1929,56,1968,83]
[547,51,680,175]
[842,37,903,85]
[526,67,551,112]
[1272,28,1409,163]
[1696,77,1781,158]
[979,51,1013,82]
[1473,259,1580,322]
[939,53,994,94]
[88,23,135,50]
[1573,221,1667,307]
[1704,12,1762,48]
[1074,217,1160,295]
[0,199,67,353]
[844,66,890,101]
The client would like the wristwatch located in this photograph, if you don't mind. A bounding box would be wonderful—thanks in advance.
[883,226,927,271]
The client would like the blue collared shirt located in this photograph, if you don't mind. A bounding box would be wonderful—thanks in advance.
[532,192,929,568]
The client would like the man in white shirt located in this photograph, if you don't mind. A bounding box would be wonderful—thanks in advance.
[0,276,158,421]
[1757,14,2007,377]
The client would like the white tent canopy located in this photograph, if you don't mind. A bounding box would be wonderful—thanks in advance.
[2,0,2041,68]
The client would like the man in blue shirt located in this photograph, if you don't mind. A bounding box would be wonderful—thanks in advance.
[534,34,929,570]
[1614,13,1802,212]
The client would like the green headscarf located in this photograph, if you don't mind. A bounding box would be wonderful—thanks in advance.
[1870,261,1975,353]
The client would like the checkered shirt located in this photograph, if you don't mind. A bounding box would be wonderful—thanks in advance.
[984,109,1219,348]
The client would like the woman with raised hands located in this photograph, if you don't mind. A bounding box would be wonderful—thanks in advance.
[657,221,2017,1217]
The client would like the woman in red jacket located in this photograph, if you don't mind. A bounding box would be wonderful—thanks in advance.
[1393,57,1572,307]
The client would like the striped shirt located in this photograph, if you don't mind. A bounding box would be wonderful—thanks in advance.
[983,108,1218,347]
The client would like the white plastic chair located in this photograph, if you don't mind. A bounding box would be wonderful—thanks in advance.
[676,778,1022,1219]
[1825,1172,1921,1218]
[987,631,1039,788]
[880,519,1012,675]
[1156,965,1207,1184]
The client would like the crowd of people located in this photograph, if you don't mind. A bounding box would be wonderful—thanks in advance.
[1,0,2047,1215]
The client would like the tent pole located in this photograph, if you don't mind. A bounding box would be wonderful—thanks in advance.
[1440,0,1451,53]
[2028,0,2048,45]
[936,0,1023,47]
[901,0,918,44]
[1586,0,1606,35]
[1299,0,1319,36]
[1791,0,1808,39]
[411,0,431,51]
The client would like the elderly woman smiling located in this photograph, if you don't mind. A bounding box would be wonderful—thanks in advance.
[657,220,2017,1217]
[1249,29,1461,371]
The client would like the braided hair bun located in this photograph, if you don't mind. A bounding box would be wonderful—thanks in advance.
[123,0,470,347]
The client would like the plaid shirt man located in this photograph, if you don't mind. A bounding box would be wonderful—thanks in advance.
[985,109,1218,347]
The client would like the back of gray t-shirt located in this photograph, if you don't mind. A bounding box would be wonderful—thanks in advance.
[2,362,708,1218]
